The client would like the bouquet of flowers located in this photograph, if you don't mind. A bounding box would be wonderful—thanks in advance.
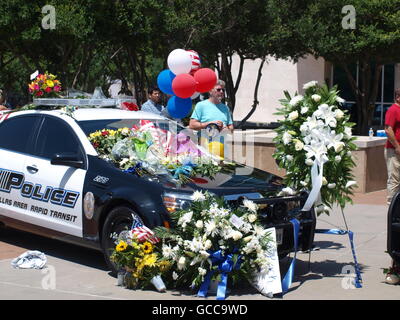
[111,231,170,289]
[273,81,357,214]
[154,191,273,298]
[28,72,62,97]
[88,126,235,184]
[88,127,132,157]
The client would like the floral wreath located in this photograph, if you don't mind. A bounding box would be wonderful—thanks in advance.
[273,81,357,214]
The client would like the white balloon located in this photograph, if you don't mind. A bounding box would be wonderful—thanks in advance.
[167,49,192,75]
[190,91,200,99]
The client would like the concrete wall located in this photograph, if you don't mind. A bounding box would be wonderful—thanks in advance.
[232,55,326,123]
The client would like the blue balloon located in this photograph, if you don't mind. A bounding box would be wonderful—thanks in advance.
[157,69,176,95]
[167,96,192,119]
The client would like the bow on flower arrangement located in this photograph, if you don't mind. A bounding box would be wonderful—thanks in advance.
[273,81,358,214]
[153,191,274,300]
[28,72,62,97]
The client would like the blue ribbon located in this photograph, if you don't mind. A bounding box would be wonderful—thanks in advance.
[171,165,194,179]
[281,218,300,293]
[123,163,143,174]
[315,228,362,288]
[197,250,242,300]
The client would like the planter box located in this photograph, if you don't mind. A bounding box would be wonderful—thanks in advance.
[227,130,387,194]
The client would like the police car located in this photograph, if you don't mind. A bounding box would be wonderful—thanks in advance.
[0,99,316,274]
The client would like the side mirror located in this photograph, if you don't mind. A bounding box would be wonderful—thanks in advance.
[51,153,84,169]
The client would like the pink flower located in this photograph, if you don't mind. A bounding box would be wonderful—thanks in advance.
[54,85,61,92]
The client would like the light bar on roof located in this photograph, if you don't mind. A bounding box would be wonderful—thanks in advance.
[32,98,118,107]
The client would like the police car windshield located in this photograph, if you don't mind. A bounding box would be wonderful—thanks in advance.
[77,118,186,136]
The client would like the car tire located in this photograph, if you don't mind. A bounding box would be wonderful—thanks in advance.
[100,206,143,276]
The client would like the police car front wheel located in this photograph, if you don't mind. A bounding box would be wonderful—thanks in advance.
[100,206,143,276]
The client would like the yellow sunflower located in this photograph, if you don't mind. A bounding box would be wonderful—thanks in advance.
[143,253,157,267]
[141,241,153,254]
[116,240,128,252]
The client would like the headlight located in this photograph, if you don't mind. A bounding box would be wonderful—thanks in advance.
[162,192,193,213]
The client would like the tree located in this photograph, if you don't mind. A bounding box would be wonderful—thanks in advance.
[291,0,400,134]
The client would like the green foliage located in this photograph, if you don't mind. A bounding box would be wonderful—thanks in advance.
[273,81,357,214]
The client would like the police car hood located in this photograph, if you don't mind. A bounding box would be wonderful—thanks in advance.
[160,165,284,198]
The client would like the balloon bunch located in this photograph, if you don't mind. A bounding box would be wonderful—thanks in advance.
[157,49,217,119]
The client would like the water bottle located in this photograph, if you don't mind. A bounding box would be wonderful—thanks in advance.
[369,127,374,138]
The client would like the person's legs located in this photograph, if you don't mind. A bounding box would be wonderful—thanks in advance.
[385,148,400,205]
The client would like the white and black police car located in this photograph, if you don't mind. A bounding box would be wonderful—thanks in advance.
[0,99,316,274]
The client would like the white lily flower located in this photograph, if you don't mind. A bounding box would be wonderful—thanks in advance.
[282,131,293,145]
[305,158,314,166]
[289,95,303,106]
[303,80,318,89]
[303,141,327,162]
[344,126,352,138]
[286,155,293,162]
[346,180,357,188]
[178,211,193,227]
[301,106,309,114]
[336,96,345,104]
[327,183,336,189]
[305,115,325,131]
[172,271,179,280]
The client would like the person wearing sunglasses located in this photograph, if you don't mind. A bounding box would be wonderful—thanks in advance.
[189,80,234,133]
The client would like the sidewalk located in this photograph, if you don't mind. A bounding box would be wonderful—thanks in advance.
[0,189,397,300]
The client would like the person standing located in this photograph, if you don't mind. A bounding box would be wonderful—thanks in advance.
[384,88,400,205]
[189,80,234,133]
[141,87,165,116]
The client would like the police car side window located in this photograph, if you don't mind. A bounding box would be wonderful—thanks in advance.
[35,117,83,159]
[0,116,38,154]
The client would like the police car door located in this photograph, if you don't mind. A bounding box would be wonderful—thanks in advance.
[0,114,40,221]
[21,115,86,237]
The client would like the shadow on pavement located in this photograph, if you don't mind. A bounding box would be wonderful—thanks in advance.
[277,256,368,294]
[0,226,108,272]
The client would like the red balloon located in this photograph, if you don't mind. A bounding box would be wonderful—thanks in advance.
[194,68,217,93]
[172,73,196,99]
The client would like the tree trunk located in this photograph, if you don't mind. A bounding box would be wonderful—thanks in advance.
[220,51,236,111]
[237,56,266,128]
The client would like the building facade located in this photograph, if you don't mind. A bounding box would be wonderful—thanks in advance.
[232,54,399,129]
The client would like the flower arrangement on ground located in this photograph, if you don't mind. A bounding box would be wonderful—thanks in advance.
[273,81,358,214]
[28,72,61,97]
[153,191,273,298]
[111,230,170,289]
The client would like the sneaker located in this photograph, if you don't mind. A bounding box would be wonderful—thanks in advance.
[385,273,400,285]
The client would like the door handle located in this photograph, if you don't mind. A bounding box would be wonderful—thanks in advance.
[27,165,39,173]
